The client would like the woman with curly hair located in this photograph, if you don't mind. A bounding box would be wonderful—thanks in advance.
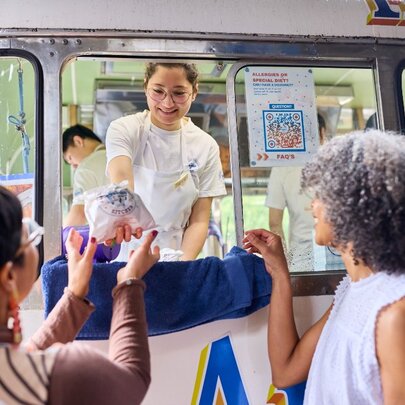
[243,130,405,404]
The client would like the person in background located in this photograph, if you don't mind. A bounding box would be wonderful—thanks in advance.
[265,113,326,272]
[106,63,226,260]
[244,130,405,404]
[216,134,231,179]
[0,185,158,404]
[208,104,231,178]
[63,124,109,226]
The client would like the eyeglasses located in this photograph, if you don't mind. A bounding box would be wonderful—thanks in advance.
[146,87,192,104]
[14,218,45,259]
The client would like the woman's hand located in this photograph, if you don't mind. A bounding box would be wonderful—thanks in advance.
[65,228,98,299]
[117,230,160,283]
[104,225,143,247]
[243,228,289,279]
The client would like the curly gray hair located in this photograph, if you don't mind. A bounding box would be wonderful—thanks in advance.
[301,130,405,274]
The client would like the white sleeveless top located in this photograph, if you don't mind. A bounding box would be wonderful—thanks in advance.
[0,345,57,404]
[305,272,405,404]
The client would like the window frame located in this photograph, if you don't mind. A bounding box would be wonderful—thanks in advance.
[0,49,44,270]
[3,34,405,296]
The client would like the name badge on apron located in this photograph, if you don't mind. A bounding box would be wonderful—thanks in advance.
[174,172,189,189]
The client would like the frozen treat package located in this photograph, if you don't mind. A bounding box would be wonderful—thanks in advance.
[84,181,156,243]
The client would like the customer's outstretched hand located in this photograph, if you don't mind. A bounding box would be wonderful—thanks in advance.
[117,230,160,283]
[65,228,98,299]
[243,228,289,279]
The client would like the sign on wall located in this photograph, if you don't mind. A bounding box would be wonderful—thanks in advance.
[191,333,306,404]
[244,67,319,167]
[366,0,405,26]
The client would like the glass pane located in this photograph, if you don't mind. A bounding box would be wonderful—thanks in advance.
[235,66,378,272]
[0,56,39,309]
[0,57,36,217]
[61,59,234,258]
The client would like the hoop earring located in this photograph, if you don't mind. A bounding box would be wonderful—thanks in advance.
[327,246,341,257]
[8,290,22,345]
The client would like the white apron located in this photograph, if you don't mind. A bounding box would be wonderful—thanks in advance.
[115,115,199,260]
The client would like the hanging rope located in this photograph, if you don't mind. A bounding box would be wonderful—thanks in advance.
[8,59,31,174]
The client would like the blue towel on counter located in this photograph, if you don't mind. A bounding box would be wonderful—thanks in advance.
[41,246,271,340]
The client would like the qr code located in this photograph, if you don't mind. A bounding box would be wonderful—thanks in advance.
[263,110,305,151]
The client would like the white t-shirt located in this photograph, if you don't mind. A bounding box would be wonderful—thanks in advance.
[106,110,226,199]
[265,166,313,271]
[72,144,109,205]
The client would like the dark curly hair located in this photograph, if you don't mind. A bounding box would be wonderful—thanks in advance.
[301,130,405,274]
[0,186,23,268]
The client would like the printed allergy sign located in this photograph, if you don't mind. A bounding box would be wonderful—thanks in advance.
[244,67,319,167]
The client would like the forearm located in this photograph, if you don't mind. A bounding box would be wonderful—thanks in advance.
[267,273,300,385]
[109,279,150,387]
[29,289,94,350]
[181,197,212,260]
[269,208,285,242]
[63,205,87,227]
[108,156,134,191]
[269,224,285,242]
[180,221,209,260]
[244,228,321,388]
[50,337,150,404]
[111,170,134,191]
[269,285,332,387]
